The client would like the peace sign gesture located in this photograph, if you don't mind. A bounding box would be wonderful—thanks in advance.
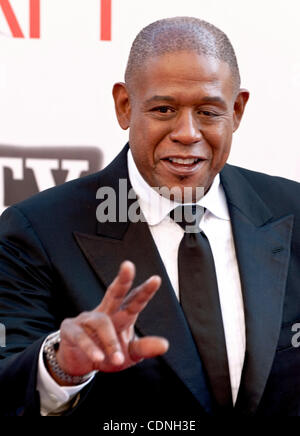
[48,261,169,385]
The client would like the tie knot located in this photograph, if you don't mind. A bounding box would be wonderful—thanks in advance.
[170,205,204,233]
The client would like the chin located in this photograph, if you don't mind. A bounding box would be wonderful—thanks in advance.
[157,184,205,204]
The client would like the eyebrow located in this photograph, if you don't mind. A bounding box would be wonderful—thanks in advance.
[201,96,227,106]
[145,95,227,106]
[145,95,176,104]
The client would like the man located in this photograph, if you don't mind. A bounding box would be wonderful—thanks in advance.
[0,17,299,417]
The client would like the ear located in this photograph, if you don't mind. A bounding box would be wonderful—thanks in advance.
[112,82,131,130]
[232,89,250,132]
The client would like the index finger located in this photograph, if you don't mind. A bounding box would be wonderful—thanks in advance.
[112,275,162,332]
[96,260,135,315]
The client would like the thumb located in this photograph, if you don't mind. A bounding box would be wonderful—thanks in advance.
[128,336,169,362]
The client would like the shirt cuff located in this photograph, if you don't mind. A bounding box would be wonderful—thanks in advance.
[37,331,96,416]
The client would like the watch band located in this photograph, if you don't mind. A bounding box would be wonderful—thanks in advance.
[43,331,95,385]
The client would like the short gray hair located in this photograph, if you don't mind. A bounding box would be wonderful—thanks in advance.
[125,17,240,92]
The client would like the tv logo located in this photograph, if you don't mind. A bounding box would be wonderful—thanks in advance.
[0,0,111,40]
[0,145,102,213]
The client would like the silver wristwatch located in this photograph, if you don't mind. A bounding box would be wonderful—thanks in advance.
[43,331,94,385]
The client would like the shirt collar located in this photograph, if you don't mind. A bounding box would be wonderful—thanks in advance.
[127,149,230,226]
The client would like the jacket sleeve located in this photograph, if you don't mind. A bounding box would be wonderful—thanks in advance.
[0,205,58,416]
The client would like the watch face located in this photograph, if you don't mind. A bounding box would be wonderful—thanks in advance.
[49,331,61,344]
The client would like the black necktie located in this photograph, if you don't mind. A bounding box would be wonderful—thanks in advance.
[171,205,232,409]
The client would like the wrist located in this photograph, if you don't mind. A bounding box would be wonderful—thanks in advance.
[43,331,94,386]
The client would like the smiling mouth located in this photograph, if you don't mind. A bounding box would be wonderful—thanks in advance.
[164,157,202,165]
[160,156,207,176]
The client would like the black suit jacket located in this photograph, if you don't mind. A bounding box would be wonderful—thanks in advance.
[0,144,299,417]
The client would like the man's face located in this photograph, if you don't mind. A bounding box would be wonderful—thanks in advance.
[114,51,249,200]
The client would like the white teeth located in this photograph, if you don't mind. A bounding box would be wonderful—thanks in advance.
[169,157,198,164]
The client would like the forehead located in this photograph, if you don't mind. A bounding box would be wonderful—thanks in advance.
[132,51,235,102]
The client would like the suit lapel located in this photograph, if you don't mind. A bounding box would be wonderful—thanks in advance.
[74,221,213,414]
[221,165,294,414]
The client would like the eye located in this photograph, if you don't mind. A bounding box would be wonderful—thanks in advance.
[199,110,218,117]
[151,106,174,114]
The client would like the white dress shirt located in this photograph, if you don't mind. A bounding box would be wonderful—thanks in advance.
[37,150,246,415]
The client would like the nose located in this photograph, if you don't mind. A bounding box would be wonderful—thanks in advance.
[169,110,202,145]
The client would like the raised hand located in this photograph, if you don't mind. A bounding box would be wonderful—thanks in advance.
[50,261,169,385]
